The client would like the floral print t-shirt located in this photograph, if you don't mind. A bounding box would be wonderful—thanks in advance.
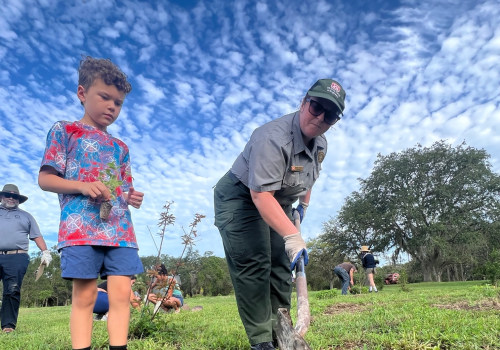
[41,121,138,250]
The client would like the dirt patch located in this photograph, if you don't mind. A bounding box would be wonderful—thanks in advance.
[323,302,368,315]
[433,298,500,311]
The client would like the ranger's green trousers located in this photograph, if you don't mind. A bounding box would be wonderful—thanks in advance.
[214,172,292,345]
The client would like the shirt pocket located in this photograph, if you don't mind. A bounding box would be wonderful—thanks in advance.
[283,170,300,188]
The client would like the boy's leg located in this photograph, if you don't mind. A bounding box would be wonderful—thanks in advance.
[107,275,132,346]
[102,247,143,346]
[61,246,104,348]
[71,279,98,349]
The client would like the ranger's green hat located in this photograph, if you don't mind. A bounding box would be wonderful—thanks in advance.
[307,79,346,113]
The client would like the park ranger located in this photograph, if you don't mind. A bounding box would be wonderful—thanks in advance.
[214,79,346,350]
[0,184,52,333]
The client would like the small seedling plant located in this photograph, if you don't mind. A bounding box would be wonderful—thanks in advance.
[130,201,205,338]
[98,162,123,220]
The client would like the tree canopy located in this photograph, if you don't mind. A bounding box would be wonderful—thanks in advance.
[329,141,500,282]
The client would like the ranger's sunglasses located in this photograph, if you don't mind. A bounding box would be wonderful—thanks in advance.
[306,98,342,125]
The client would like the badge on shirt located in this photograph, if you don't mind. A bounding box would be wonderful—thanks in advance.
[318,151,325,163]
[290,165,304,172]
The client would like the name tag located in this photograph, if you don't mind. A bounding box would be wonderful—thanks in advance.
[290,166,304,172]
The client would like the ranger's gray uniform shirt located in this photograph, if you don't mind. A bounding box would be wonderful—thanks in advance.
[231,111,327,206]
[0,206,42,251]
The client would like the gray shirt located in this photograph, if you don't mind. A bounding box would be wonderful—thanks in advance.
[338,262,356,274]
[0,206,42,251]
[231,112,327,205]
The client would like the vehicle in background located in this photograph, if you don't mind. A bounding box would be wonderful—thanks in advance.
[384,273,400,285]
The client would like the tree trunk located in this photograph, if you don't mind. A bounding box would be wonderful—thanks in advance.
[453,265,459,281]
[433,265,442,282]
[421,264,433,282]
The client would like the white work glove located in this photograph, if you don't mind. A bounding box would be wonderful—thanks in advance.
[292,201,308,223]
[41,250,52,267]
[283,233,309,270]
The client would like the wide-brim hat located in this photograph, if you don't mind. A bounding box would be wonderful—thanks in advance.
[360,245,371,253]
[0,184,28,204]
[307,79,346,114]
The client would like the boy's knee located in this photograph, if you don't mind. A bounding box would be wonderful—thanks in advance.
[110,290,133,305]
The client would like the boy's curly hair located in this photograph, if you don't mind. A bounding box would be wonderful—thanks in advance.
[78,56,132,94]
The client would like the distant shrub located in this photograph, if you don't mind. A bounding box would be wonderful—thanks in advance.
[314,289,340,299]
[350,285,369,294]
[399,269,411,292]
[482,249,500,287]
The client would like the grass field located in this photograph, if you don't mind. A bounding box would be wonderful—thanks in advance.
[1,281,498,349]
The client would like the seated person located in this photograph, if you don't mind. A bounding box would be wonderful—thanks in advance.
[93,275,141,320]
[147,264,182,313]
[172,284,184,307]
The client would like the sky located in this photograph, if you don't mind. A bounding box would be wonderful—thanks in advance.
[1,0,499,260]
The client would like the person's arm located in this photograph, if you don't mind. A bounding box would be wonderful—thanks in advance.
[33,236,48,251]
[349,268,355,286]
[165,277,175,299]
[294,190,311,223]
[298,190,311,208]
[250,190,297,237]
[38,166,111,200]
[250,190,308,268]
[130,290,141,309]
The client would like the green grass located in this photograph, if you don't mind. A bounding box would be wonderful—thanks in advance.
[1,281,498,349]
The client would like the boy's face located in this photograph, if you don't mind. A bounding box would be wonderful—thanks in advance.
[77,78,126,131]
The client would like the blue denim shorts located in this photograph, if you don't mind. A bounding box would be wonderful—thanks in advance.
[60,246,144,280]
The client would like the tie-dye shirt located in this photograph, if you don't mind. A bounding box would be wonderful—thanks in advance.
[40,121,138,250]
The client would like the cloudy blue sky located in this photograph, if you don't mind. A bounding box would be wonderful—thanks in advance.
[1,0,499,259]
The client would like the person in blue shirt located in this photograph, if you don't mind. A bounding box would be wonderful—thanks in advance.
[361,246,378,292]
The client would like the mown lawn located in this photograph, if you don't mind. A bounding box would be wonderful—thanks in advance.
[1,281,498,349]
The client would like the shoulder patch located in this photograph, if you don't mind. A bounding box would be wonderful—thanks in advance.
[318,151,325,163]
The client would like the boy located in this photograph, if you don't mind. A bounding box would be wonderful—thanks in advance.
[39,56,144,350]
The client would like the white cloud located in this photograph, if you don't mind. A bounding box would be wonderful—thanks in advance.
[0,0,499,259]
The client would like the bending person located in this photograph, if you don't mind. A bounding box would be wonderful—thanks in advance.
[334,262,357,295]
[214,79,346,349]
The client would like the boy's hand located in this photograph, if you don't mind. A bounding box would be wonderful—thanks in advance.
[126,187,144,209]
[80,181,112,201]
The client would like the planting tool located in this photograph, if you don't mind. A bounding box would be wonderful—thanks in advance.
[35,262,45,281]
[276,210,311,350]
